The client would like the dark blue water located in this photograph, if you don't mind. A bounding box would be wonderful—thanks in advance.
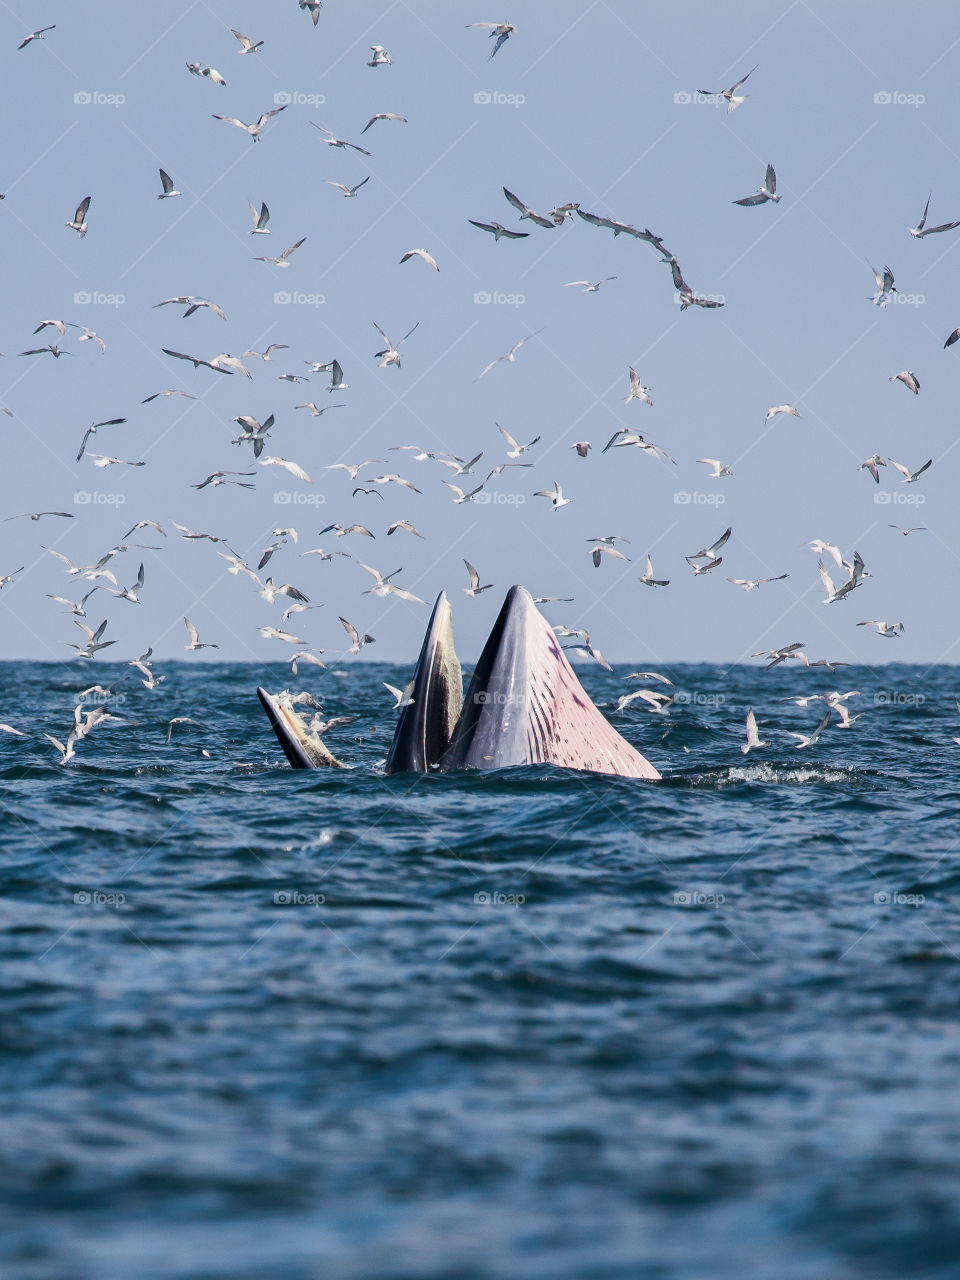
[2,659,959,1280]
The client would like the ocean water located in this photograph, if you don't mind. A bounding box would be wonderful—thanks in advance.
[2,658,959,1280]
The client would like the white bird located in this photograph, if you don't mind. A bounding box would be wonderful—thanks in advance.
[741,708,769,753]
[33,319,66,336]
[112,563,145,604]
[362,113,407,134]
[0,565,24,588]
[310,123,371,156]
[688,557,722,576]
[639,555,669,587]
[76,417,127,461]
[909,194,960,238]
[0,722,28,737]
[46,589,97,616]
[166,717,203,744]
[66,196,91,238]
[142,389,196,403]
[687,527,732,561]
[187,62,226,85]
[697,458,733,478]
[373,320,419,369]
[888,524,926,536]
[306,358,348,391]
[43,731,77,764]
[367,45,392,66]
[890,370,920,394]
[624,367,653,406]
[248,201,270,233]
[192,470,256,490]
[869,264,897,307]
[785,709,832,749]
[387,519,424,538]
[296,402,345,417]
[752,643,806,670]
[465,21,516,59]
[765,403,800,423]
[254,237,306,267]
[400,248,439,271]
[157,168,181,198]
[231,29,263,54]
[326,177,370,198]
[324,460,381,481]
[497,424,540,457]
[72,325,106,353]
[319,522,375,540]
[68,618,115,660]
[290,652,326,675]
[162,347,233,375]
[733,163,779,206]
[259,456,312,483]
[857,620,904,637]
[155,296,226,320]
[591,544,630,568]
[87,453,145,469]
[300,0,323,25]
[888,457,932,483]
[358,563,425,604]
[384,681,415,708]
[564,278,616,291]
[858,454,887,484]
[819,552,865,604]
[340,617,375,653]
[259,626,307,645]
[244,345,288,363]
[476,331,542,379]
[212,105,287,140]
[443,480,485,504]
[727,575,788,592]
[468,219,530,241]
[697,64,757,112]
[533,480,571,511]
[463,560,492,596]
[571,441,591,457]
[18,25,55,50]
[184,618,218,650]
[808,539,845,570]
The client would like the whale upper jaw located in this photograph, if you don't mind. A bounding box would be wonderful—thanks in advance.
[258,585,661,781]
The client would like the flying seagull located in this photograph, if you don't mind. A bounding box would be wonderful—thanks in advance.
[18,25,55,50]
[76,417,127,461]
[212,105,287,140]
[157,168,181,199]
[697,458,733,478]
[66,196,91,238]
[869,264,897,307]
[187,63,226,85]
[163,348,233,374]
[465,21,516,59]
[367,45,392,67]
[373,320,419,369]
[231,29,264,54]
[625,367,653,406]
[741,708,769,754]
[909,194,960,238]
[502,187,555,229]
[400,248,439,271]
[887,457,932,483]
[361,113,406,133]
[639,555,669,587]
[857,619,904,638]
[564,277,617,291]
[765,403,800,422]
[340,617,375,653]
[463,560,492,596]
[248,200,270,233]
[890,370,919,394]
[310,123,371,155]
[476,331,542,379]
[184,618,218,650]
[858,454,886,483]
[253,237,306,267]
[697,64,757,112]
[733,163,779,206]
[326,177,370,198]
[468,219,529,240]
[533,480,571,512]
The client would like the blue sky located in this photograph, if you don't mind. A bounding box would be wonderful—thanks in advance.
[1,0,958,666]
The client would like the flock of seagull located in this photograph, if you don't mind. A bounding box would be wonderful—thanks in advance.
[0,13,953,768]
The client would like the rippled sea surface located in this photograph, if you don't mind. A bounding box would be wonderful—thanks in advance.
[3,659,960,1279]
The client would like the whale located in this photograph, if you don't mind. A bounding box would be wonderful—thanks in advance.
[258,584,661,780]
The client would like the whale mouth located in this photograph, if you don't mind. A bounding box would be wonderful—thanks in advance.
[258,586,661,781]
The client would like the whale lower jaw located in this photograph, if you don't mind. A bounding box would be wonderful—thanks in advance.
[258,586,661,781]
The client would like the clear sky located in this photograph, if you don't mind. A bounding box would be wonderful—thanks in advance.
[1,0,958,667]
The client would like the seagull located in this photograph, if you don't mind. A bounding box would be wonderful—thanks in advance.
[296,402,345,417]
[76,417,126,461]
[369,473,421,492]
[688,557,722,576]
[465,21,516,59]
[87,453,144,469]
[157,168,181,198]
[218,552,262,584]
[564,278,617,291]
[888,524,926,535]
[727,575,788,592]
[19,345,71,359]
[6,511,72,523]
[384,681,415,709]
[367,45,392,66]
[47,589,98,616]
[888,457,932,483]
[231,29,263,54]
[259,626,307,645]
[43,732,77,765]
[373,320,419,369]
[400,248,439,271]
[497,424,540,457]
[300,0,323,25]
[243,345,288,362]
[741,708,769,754]
[71,325,106,353]
[387,519,424,538]
[154,296,226,320]
[869,264,897,307]
[111,563,145,604]
[476,331,542,379]
[615,689,673,714]
[171,523,228,544]
[358,563,425,604]
[319,522,375,539]
[858,454,887,483]
[184,618,218,650]
[187,63,226,85]
[502,187,556,229]
[0,723,29,737]
[232,413,274,457]
[162,348,233,374]
[890,370,920,394]
[733,164,779,206]
[259,456,312,483]
[571,441,591,457]
[290,651,326,675]
[324,460,381,481]
[765,403,800,423]
[664,255,724,310]
[785,709,832,749]
[944,328,960,349]
[639,555,669,587]
[33,319,66,335]
[857,619,904,637]
[591,544,630,567]
[443,480,486,504]
[909,194,960,238]
[688,527,732,561]
[752,642,806,670]
[68,618,115,660]
[310,123,371,155]
[307,359,348,391]
[212,105,287,140]
[533,480,571,511]
[362,113,407,133]
[697,64,757,112]
[468,220,530,240]
[142,389,196,403]
[248,201,270,233]
[192,470,256,490]
[340,617,375,653]
[463,560,492,596]
[166,717,203,744]
[326,177,370,198]
[819,552,865,604]
[210,353,251,377]
[697,458,733,478]
[18,25,55,50]
[624,367,653,406]
[0,565,24,588]
[254,237,306,267]
[66,196,91,237]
